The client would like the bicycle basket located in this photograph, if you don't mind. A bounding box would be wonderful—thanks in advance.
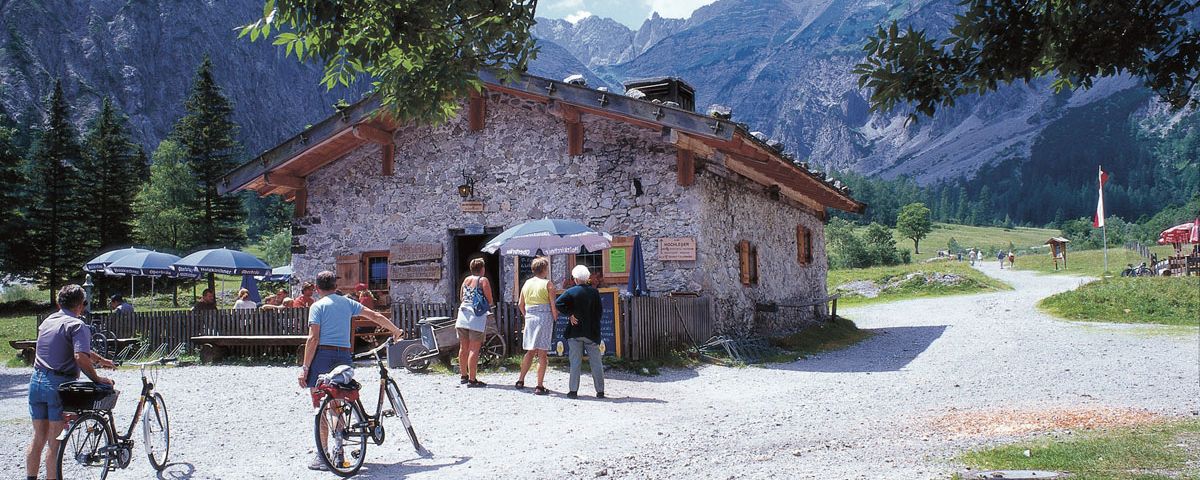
[57,381,119,412]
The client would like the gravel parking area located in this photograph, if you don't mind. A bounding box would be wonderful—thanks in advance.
[2,263,1196,479]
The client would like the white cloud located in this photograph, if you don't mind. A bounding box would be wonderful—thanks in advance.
[564,10,594,23]
[644,0,717,19]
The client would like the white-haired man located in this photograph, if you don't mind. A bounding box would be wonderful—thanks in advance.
[554,265,605,399]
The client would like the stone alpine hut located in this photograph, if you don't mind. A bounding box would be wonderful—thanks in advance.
[220,72,864,335]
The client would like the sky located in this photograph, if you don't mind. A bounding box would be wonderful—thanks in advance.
[537,0,718,29]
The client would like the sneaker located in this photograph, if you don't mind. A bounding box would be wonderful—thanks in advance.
[308,455,329,471]
[596,391,605,399]
[566,391,577,399]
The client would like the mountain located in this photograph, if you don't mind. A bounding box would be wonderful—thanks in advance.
[0,0,361,158]
[528,0,1189,189]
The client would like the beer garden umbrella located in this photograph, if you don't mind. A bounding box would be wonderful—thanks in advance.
[481,219,612,256]
[84,247,148,272]
[1157,221,1200,246]
[107,251,195,296]
[174,248,272,301]
[256,265,294,283]
[626,235,648,296]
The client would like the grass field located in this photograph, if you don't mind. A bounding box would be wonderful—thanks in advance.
[891,222,1062,261]
[0,313,37,366]
[828,261,1010,307]
[1038,276,1200,326]
[1013,248,1159,277]
[960,419,1200,480]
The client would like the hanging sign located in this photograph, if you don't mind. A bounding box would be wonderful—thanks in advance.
[390,243,443,263]
[658,237,696,261]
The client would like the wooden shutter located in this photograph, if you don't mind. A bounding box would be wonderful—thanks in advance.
[749,244,759,285]
[738,240,752,286]
[335,255,362,292]
[797,225,813,265]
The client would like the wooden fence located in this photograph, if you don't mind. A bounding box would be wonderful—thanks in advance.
[70,297,715,361]
[622,296,713,361]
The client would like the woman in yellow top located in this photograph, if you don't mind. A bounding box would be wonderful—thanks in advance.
[516,257,557,395]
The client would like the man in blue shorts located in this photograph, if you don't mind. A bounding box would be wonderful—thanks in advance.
[26,284,115,480]
[298,270,404,470]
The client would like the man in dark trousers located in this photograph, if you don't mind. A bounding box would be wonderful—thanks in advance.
[555,265,605,399]
[27,285,115,480]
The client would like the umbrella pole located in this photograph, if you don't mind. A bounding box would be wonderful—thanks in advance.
[130,276,134,297]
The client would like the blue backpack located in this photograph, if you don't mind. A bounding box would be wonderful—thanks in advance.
[468,277,489,316]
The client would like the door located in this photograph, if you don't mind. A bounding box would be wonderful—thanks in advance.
[448,229,502,304]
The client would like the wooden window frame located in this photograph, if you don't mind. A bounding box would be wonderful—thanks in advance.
[737,240,758,286]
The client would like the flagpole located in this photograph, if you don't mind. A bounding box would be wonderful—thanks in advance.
[1102,224,1108,273]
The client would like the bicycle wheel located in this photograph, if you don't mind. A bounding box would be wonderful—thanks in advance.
[91,333,110,359]
[385,379,421,452]
[315,395,368,477]
[142,393,170,470]
[57,412,114,480]
[402,343,430,373]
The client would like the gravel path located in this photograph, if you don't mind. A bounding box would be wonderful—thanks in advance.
[2,263,1196,479]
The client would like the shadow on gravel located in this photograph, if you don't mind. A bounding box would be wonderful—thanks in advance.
[354,455,470,478]
[157,462,195,479]
[771,325,948,373]
[0,371,29,400]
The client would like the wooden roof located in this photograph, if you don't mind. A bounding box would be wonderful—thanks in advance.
[220,71,865,214]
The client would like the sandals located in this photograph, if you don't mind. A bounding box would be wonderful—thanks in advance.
[460,376,469,385]
[533,386,549,395]
[467,379,487,388]
[515,380,526,389]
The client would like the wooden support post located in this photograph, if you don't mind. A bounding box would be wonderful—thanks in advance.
[381,144,394,176]
[563,105,584,156]
[468,93,487,131]
[676,149,695,186]
[293,188,307,218]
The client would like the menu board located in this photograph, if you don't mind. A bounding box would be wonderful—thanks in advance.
[549,287,621,358]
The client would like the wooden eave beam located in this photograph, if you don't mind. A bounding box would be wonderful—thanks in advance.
[263,172,305,190]
[352,124,394,146]
[723,153,825,213]
[562,104,584,156]
[468,92,487,131]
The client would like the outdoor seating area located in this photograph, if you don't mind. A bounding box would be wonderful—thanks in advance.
[1154,219,1200,276]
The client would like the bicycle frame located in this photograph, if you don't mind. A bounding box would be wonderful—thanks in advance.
[58,358,173,465]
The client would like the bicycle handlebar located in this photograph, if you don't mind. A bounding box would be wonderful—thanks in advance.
[353,339,393,360]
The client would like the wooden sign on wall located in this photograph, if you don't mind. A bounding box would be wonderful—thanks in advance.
[390,243,443,263]
[390,263,442,281]
[658,237,697,261]
[460,200,485,212]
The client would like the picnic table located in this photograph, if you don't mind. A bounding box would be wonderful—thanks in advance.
[9,338,139,365]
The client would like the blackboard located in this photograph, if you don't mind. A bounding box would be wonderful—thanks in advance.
[549,287,621,358]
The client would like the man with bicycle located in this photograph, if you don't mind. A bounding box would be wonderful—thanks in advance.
[26,284,115,480]
[298,270,403,471]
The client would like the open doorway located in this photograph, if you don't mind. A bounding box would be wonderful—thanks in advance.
[448,229,502,304]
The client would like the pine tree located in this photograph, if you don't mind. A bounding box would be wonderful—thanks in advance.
[25,81,88,303]
[0,104,28,273]
[955,186,969,223]
[974,186,992,226]
[173,58,246,250]
[79,98,144,250]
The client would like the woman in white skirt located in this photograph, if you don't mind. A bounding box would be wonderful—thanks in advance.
[516,257,557,395]
[456,258,493,387]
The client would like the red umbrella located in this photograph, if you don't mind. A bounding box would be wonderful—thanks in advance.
[1158,221,1199,245]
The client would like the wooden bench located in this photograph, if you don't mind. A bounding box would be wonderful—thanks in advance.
[756,294,841,319]
[191,332,395,364]
[9,338,140,365]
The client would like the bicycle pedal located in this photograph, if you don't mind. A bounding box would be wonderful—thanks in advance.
[382,409,396,417]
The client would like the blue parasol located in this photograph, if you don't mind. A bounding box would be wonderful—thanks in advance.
[481,219,611,256]
[84,247,149,272]
[173,248,272,276]
[239,275,262,303]
[256,265,294,283]
[626,235,649,296]
[107,251,184,277]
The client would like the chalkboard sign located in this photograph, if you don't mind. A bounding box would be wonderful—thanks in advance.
[549,287,622,358]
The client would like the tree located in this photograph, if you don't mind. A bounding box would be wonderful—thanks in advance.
[863,222,902,266]
[897,202,933,254]
[947,237,961,254]
[854,0,1200,120]
[173,58,246,251]
[79,98,144,250]
[258,228,292,267]
[133,140,198,253]
[25,81,88,303]
[239,0,538,123]
[0,105,28,273]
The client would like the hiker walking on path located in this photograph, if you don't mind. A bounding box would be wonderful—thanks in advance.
[1007,251,1016,268]
[997,251,1006,269]
[298,271,403,471]
[456,258,493,387]
[516,257,557,395]
[27,285,115,480]
[555,265,605,399]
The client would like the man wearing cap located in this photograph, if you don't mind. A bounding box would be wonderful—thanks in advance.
[26,285,115,480]
[109,294,134,315]
[554,265,606,399]
[298,271,404,470]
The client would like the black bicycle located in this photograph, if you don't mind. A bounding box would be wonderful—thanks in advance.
[312,339,420,477]
[56,356,175,479]
[87,315,119,360]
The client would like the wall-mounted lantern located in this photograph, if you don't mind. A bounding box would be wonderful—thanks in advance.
[458,171,475,199]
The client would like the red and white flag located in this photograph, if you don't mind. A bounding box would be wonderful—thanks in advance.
[1093,166,1109,228]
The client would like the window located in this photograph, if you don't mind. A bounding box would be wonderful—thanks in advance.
[367,256,389,291]
[575,249,603,274]
[737,240,758,286]
[797,225,813,265]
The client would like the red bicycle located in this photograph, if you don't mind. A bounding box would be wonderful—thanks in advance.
[312,339,420,477]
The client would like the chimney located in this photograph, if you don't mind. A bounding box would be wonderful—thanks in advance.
[622,77,696,112]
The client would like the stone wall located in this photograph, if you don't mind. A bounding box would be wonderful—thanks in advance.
[291,90,830,335]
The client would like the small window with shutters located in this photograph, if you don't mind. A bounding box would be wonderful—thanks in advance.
[797,225,813,265]
[737,240,758,286]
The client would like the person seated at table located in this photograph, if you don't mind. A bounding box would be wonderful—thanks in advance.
[261,296,296,311]
[292,282,316,309]
[108,294,134,315]
[192,288,217,311]
[355,283,376,309]
[263,289,288,307]
[233,288,257,310]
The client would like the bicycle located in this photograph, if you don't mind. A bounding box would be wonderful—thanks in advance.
[56,356,176,479]
[312,339,421,477]
[86,314,119,360]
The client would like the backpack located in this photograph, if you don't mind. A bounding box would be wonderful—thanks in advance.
[468,276,489,316]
